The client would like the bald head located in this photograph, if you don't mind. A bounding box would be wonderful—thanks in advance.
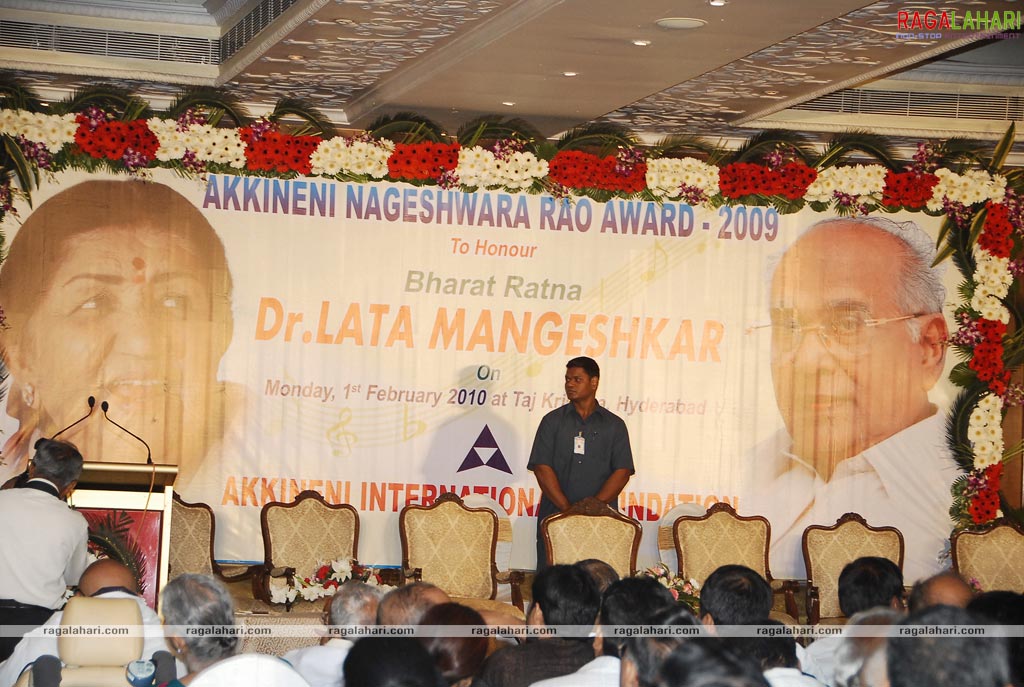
[377,582,450,625]
[79,559,138,597]
[908,571,973,613]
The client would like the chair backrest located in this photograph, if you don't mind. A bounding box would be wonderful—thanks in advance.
[802,512,904,619]
[170,494,216,577]
[400,492,498,599]
[462,493,514,602]
[541,497,642,578]
[674,502,771,583]
[262,490,359,576]
[951,518,1024,593]
[58,596,144,683]
[657,503,706,575]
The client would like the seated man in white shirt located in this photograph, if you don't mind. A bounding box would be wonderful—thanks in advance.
[0,558,184,685]
[531,576,676,687]
[284,581,383,687]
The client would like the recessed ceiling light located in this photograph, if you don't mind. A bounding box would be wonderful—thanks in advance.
[632,39,652,46]
[708,0,728,6]
[502,101,516,107]
[562,71,578,77]
[287,54,304,61]
[764,89,779,95]
[655,17,707,30]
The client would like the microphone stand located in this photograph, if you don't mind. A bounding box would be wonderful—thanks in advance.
[51,396,96,439]
[100,401,153,465]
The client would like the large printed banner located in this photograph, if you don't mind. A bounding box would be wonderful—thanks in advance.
[0,170,958,581]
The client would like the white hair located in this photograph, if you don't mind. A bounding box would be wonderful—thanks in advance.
[833,607,903,687]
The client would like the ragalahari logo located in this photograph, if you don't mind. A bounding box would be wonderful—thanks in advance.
[896,9,1021,32]
[457,425,513,474]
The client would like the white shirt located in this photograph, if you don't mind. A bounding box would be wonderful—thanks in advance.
[743,412,958,583]
[800,636,841,687]
[529,655,620,687]
[190,654,312,687]
[764,667,827,687]
[0,590,185,687]
[0,482,89,608]
[283,638,353,687]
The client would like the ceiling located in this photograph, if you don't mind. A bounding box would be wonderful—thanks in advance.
[0,0,1021,157]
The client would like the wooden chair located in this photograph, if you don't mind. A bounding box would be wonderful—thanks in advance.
[253,490,359,606]
[673,501,799,620]
[400,492,524,613]
[951,518,1024,593]
[802,512,904,625]
[541,497,642,578]
[169,493,256,582]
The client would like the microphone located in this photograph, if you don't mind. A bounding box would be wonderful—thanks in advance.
[51,396,96,439]
[100,400,153,465]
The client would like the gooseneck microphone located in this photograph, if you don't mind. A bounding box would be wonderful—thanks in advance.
[101,400,154,465]
[51,396,96,439]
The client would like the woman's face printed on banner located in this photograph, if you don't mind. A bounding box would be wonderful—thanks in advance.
[0,180,233,479]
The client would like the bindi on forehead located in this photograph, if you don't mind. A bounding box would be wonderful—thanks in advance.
[131,256,146,283]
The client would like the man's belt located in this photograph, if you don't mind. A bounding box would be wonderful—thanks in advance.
[0,598,50,611]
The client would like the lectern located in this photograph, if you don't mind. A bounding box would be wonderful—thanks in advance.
[67,462,178,609]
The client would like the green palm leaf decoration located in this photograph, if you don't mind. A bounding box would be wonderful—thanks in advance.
[651,134,723,162]
[814,131,895,169]
[555,122,636,156]
[85,510,148,595]
[455,116,542,150]
[1,133,39,199]
[268,98,337,138]
[366,112,445,144]
[727,130,814,165]
[0,74,45,112]
[53,85,153,121]
[933,136,989,172]
[163,87,252,127]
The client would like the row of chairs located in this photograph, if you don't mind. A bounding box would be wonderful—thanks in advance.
[169,491,1024,624]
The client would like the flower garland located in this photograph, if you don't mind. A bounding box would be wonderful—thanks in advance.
[269,557,393,605]
[0,93,1021,532]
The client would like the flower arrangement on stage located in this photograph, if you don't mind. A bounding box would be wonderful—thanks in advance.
[269,557,393,605]
[639,563,701,614]
[0,80,1022,531]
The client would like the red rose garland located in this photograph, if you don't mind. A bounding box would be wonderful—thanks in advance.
[718,162,817,200]
[73,117,159,166]
[240,128,322,175]
[881,171,939,209]
[979,202,1013,258]
[968,463,1004,524]
[548,150,647,193]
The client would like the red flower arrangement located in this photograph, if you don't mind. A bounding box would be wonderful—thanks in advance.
[718,162,817,200]
[240,128,322,175]
[968,463,1004,524]
[979,202,1014,258]
[73,117,159,166]
[968,320,1010,396]
[548,150,647,193]
[881,171,940,209]
[387,142,460,181]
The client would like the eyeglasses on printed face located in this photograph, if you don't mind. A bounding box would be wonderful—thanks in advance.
[746,308,928,357]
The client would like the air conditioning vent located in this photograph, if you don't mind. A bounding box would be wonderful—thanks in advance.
[0,20,218,64]
[793,88,1024,122]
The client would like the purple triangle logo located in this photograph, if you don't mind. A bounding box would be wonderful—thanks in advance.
[457,425,512,474]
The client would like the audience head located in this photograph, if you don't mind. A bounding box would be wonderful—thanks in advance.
[529,563,600,631]
[29,438,84,495]
[887,605,1010,687]
[599,576,675,657]
[622,605,703,687]
[839,557,904,617]
[328,581,384,628]
[78,558,139,597]
[418,602,488,686]
[656,639,769,687]
[577,558,620,593]
[833,607,903,687]
[698,565,771,628]
[968,591,1024,687]
[377,581,451,625]
[906,571,973,613]
[344,637,446,687]
[160,574,238,674]
[743,620,798,671]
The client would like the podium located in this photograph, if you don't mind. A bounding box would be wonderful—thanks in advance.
[68,462,178,610]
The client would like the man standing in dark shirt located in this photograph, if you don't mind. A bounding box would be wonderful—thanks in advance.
[527,357,634,569]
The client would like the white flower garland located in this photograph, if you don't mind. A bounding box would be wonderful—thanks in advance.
[968,393,1004,470]
[926,168,1007,212]
[455,147,548,190]
[310,137,394,178]
[803,164,887,205]
[644,157,720,202]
